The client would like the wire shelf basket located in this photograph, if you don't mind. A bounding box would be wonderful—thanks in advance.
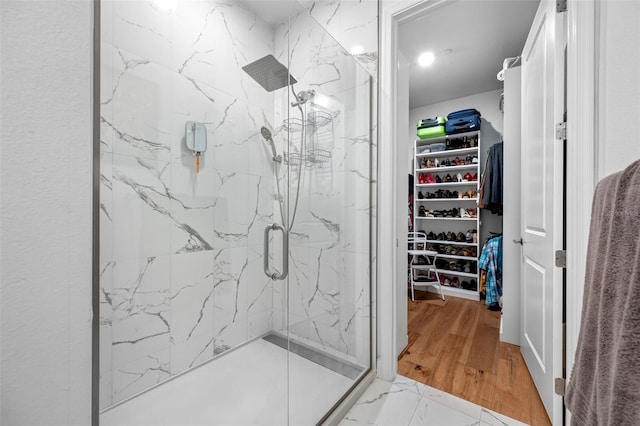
[308,110,333,128]
[282,117,307,133]
[306,149,332,167]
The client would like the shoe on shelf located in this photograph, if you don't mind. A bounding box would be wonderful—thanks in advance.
[435,175,442,183]
[461,208,470,218]
[454,156,461,166]
[418,206,426,217]
[457,232,466,242]
[427,231,437,240]
[445,174,453,182]
[464,172,472,182]
[472,173,478,181]
[426,173,434,184]
[418,191,424,199]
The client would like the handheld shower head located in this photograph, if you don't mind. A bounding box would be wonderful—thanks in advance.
[261,126,273,142]
[260,126,280,163]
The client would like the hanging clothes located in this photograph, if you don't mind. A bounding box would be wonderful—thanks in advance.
[566,159,640,425]
[478,142,504,214]
[478,235,502,306]
[408,174,414,232]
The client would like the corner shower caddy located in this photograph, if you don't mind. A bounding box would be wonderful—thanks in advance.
[282,104,335,169]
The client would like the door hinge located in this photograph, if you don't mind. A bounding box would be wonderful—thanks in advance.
[555,250,567,268]
[557,0,567,13]
[555,377,566,396]
[556,121,567,140]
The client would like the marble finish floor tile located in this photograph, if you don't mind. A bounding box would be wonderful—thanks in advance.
[340,376,529,426]
[101,338,356,426]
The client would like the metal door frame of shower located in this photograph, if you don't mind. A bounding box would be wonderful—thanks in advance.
[90,1,378,425]
[91,0,101,424]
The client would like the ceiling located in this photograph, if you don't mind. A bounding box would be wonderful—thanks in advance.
[399,0,540,109]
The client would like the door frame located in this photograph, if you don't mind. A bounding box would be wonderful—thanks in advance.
[378,0,598,419]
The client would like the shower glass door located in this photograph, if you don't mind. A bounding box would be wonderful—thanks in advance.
[98,1,372,424]
[277,7,373,424]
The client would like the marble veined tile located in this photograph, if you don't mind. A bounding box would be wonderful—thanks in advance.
[212,172,253,249]
[171,1,274,94]
[111,154,172,261]
[341,377,529,426]
[409,396,481,426]
[300,0,378,77]
[421,386,483,421]
[111,255,171,369]
[169,251,215,348]
[169,162,216,254]
[392,375,428,397]
[112,0,173,70]
[339,379,422,426]
[108,50,174,162]
[212,246,250,353]
[479,408,529,426]
[112,348,171,404]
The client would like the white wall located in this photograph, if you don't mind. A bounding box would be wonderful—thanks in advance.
[409,89,504,244]
[395,51,410,356]
[0,1,93,425]
[597,0,640,179]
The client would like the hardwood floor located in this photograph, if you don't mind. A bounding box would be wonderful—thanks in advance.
[398,291,551,426]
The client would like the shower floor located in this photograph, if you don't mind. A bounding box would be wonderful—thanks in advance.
[101,336,359,425]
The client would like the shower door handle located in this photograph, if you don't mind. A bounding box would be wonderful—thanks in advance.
[263,223,289,280]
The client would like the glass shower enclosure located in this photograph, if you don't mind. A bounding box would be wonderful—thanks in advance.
[97,0,373,424]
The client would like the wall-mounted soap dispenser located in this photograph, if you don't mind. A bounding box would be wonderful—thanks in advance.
[185,121,207,173]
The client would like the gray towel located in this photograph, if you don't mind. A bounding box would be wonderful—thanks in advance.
[566,159,640,425]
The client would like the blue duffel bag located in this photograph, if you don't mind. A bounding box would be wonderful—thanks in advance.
[445,108,481,134]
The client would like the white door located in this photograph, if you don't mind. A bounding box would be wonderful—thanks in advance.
[520,0,565,424]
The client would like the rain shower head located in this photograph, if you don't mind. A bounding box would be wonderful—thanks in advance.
[242,54,297,92]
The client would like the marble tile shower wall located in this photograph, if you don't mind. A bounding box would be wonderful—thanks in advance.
[99,1,281,408]
[303,0,378,76]
[270,10,373,366]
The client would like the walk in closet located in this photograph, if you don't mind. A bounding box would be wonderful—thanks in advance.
[412,130,481,299]
[396,1,550,424]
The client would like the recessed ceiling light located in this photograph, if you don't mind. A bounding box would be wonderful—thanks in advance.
[350,45,365,55]
[418,51,436,67]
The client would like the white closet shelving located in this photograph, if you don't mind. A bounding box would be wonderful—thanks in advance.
[413,130,481,300]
